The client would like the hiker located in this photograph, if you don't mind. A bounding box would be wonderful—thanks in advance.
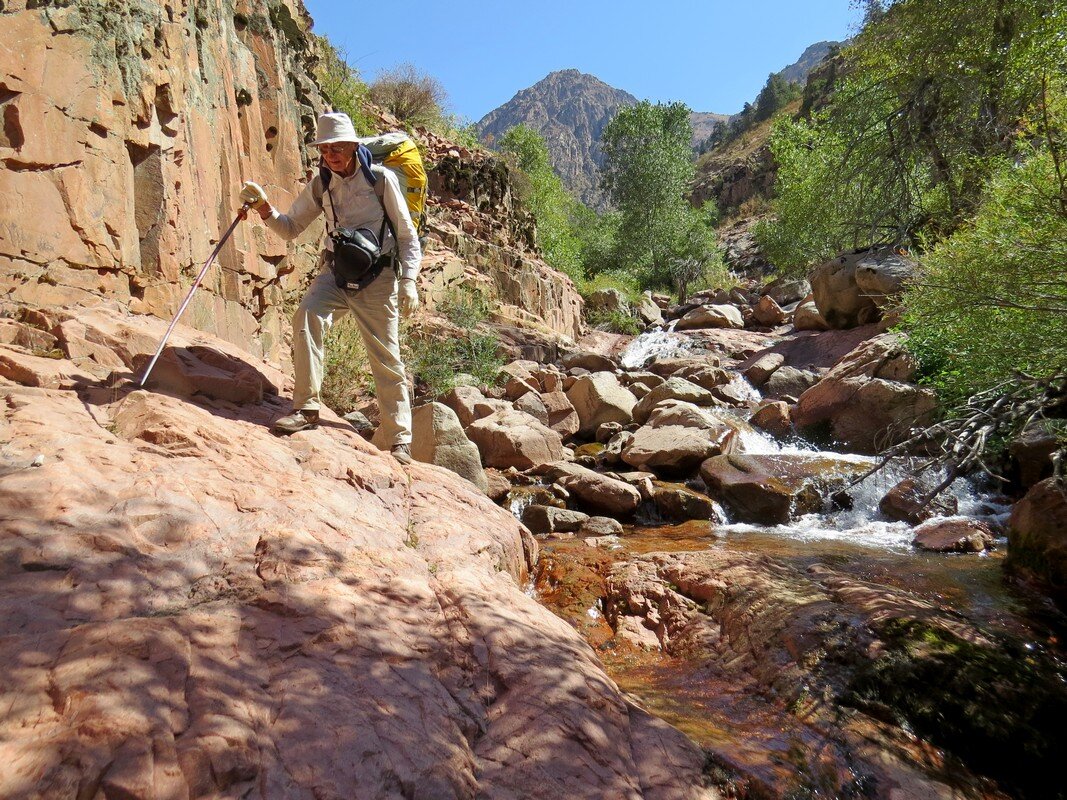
[239,111,421,464]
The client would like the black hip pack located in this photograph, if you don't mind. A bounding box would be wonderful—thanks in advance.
[318,157,398,292]
[330,226,384,291]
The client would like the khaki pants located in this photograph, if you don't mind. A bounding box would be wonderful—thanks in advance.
[291,267,411,447]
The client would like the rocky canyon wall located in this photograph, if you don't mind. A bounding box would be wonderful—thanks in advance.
[0,0,582,364]
[0,0,327,361]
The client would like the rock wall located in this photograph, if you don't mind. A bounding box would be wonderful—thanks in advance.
[0,0,325,361]
[0,0,583,366]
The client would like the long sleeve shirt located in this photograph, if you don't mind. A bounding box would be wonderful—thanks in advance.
[264,165,422,281]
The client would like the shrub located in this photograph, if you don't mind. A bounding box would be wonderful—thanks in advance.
[313,36,375,135]
[369,63,446,128]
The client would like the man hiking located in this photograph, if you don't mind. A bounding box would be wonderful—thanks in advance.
[239,111,421,465]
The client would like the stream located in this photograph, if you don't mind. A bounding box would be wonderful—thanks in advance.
[516,328,1065,800]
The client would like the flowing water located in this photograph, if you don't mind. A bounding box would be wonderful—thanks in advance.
[521,328,1061,797]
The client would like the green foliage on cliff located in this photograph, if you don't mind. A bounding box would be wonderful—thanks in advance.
[497,125,587,282]
[313,36,376,136]
[755,0,1067,407]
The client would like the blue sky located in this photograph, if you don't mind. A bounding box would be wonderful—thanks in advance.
[301,1,864,122]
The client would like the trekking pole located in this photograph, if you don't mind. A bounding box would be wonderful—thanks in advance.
[138,203,251,387]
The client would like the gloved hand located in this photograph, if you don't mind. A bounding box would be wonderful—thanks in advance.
[239,181,269,210]
[399,278,419,318]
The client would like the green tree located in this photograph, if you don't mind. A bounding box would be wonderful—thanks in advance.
[497,125,586,281]
[753,73,802,122]
[759,0,1063,266]
[600,101,722,295]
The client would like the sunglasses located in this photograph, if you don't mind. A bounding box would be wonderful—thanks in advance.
[317,143,353,155]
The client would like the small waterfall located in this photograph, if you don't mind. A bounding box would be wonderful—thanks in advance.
[620,325,689,369]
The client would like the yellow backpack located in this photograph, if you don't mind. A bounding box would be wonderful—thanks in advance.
[358,132,428,237]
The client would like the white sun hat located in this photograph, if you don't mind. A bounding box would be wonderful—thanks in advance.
[311,112,359,146]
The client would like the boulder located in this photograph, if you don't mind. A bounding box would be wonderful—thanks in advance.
[749,401,793,440]
[645,400,729,432]
[675,304,745,331]
[410,403,489,494]
[742,352,785,387]
[565,373,637,437]
[632,377,716,425]
[764,366,820,400]
[561,351,619,373]
[485,468,513,502]
[763,276,811,306]
[466,409,565,470]
[651,483,720,522]
[700,453,873,524]
[793,299,831,331]
[636,291,665,326]
[579,516,625,537]
[585,288,629,315]
[752,295,787,327]
[439,385,487,428]
[854,248,917,308]
[676,365,732,391]
[596,421,624,443]
[521,504,590,535]
[543,462,642,515]
[646,357,715,378]
[541,391,580,438]
[879,477,958,524]
[1008,478,1067,602]
[514,391,550,425]
[793,333,936,453]
[912,518,996,553]
[1009,420,1059,490]
[810,249,884,329]
[621,425,727,477]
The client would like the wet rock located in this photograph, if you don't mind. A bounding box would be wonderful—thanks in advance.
[579,517,624,537]
[522,505,590,535]
[675,304,745,331]
[700,453,873,524]
[749,401,792,439]
[565,373,637,437]
[466,409,565,470]
[912,518,995,552]
[632,378,717,425]
[544,462,642,516]
[622,425,727,477]
[879,477,958,524]
[1008,478,1067,603]
[410,402,489,493]
[651,483,720,522]
[675,365,732,391]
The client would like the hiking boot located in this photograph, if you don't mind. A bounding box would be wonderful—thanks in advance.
[391,443,413,465]
[272,409,319,435]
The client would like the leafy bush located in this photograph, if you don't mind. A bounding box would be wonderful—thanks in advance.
[369,63,446,128]
[903,145,1067,403]
[586,308,642,335]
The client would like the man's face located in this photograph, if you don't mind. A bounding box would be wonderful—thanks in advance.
[318,142,356,175]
